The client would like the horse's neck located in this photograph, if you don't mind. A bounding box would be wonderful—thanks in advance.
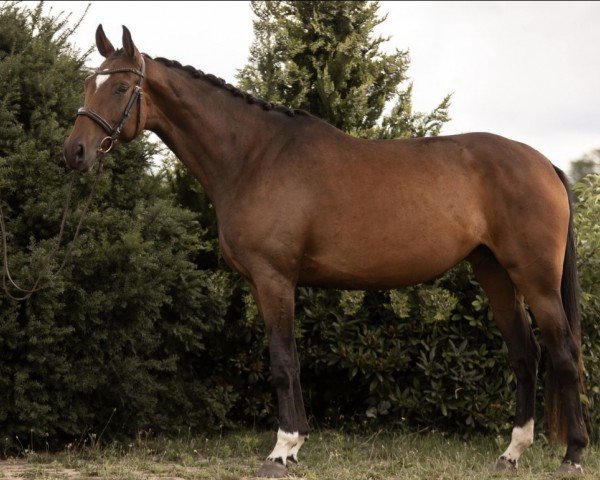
[144,59,284,205]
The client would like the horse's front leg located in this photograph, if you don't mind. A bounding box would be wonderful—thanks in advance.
[251,274,307,478]
[286,341,309,464]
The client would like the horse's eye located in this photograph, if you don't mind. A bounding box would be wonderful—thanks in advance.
[116,84,129,94]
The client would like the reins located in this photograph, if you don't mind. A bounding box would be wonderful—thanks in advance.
[0,159,104,301]
[0,57,145,301]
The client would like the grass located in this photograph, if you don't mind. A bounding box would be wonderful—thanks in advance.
[0,429,598,479]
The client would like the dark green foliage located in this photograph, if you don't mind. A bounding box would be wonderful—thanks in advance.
[288,272,513,434]
[573,174,600,443]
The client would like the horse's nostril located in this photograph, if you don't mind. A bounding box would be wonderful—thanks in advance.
[75,143,84,163]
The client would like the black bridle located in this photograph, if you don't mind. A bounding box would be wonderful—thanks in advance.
[77,56,146,154]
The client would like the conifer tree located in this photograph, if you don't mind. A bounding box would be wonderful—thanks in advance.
[237,0,450,138]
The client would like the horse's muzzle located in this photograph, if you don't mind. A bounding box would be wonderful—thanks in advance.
[63,138,94,172]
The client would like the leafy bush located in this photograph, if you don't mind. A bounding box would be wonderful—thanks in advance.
[574,175,600,443]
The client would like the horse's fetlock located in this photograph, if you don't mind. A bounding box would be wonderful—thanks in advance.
[568,431,589,450]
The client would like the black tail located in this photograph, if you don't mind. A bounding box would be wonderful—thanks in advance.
[546,167,584,443]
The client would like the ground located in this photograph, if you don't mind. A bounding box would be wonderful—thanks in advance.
[0,430,598,479]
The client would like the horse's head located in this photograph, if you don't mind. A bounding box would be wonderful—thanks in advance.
[63,25,147,171]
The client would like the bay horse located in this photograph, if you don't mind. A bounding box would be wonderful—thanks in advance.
[63,26,588,477]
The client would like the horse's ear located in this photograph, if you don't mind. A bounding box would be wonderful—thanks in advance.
[95,24,115,58]
[122,25,139,59]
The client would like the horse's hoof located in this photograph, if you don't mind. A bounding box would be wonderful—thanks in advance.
[256,460,288,478]
[493,456,517,472]
[555,461,583,477]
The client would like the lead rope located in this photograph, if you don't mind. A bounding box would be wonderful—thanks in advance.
[0,157,105,301]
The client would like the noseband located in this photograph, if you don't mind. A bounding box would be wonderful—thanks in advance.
[77,56,146,154]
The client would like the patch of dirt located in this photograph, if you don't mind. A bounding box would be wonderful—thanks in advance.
[0,460,194,479]
[0,460,81,479]
[1,461,30,479]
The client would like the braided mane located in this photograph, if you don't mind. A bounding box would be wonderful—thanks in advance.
[149,55,308,118]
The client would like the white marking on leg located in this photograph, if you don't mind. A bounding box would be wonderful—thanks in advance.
[501,418,534,466]
[287,434,307,463]
[267,429,298,466]
[94,71,109,92]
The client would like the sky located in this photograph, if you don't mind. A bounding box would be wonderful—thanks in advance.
[30,1,600,171]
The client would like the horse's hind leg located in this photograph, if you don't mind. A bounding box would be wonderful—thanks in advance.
[509,265,588,475]
[469,248,540,470]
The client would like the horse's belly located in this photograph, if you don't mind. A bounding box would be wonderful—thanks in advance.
[297,222,478,289]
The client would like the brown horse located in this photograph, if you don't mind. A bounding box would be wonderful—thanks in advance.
[63,26,588,477]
